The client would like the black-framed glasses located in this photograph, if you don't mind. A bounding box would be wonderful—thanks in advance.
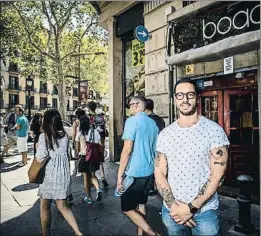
[175,92,196,100]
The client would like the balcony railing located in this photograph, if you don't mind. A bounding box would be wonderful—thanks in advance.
[33,105,40,110]
[40,88,48,94]
[40,105,47,110]
[8,63,20,73]
[8,84,20,90]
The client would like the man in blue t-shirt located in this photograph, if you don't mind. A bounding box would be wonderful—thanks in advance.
[11,105,29,166]
[116,96,159,236]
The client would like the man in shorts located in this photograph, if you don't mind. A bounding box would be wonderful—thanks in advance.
[11,105,29,166]
[117,96,159,236]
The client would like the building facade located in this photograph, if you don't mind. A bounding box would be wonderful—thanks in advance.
[92,1,260,192]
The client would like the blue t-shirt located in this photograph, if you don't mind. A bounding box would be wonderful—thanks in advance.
[16,115,29,137]
[122,112,159,177]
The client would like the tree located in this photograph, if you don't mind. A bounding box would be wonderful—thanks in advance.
[3,1,108,118]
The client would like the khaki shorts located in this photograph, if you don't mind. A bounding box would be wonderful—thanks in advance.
[17,136,28,153]
[7,133,17,147]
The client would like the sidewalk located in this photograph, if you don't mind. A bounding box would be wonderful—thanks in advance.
[0,150,260,236]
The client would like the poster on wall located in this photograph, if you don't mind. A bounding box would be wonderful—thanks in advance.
[79,80,88,106]
[125,39,145,117]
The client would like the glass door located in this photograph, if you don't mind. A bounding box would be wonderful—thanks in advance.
[198,91,223,127]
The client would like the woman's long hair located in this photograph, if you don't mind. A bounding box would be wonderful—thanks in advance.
[79,115,90,136]
[31,112,43,131]
[42,109,65,150]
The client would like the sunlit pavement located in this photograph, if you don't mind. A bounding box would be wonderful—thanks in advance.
[0,144,260,236]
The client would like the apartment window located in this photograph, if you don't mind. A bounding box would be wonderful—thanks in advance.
[183,1,196,7]
[53,85,58,95]
[73,88,78,97]
[40,82,47,93]
[40,97,48,109]
[9,62,19,73]
[52,98,58,109]
[9,76,19,90]
[26,95,35,108]
[67,100,70,111]
[73,100,78,110]
[88,90,94,99]
[9,94,19,108]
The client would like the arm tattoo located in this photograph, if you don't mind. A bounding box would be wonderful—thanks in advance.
[156,182,175,209]
[214,161,226,166]
[154,152,167,168]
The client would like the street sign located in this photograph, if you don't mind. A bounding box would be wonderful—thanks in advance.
[197,79,205,90]
[134,25,149,42]
[224,56,234,74]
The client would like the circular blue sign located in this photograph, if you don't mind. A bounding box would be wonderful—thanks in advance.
[134,25,149,42]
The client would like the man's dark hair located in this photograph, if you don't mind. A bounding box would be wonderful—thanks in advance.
[88,101,97,112]
[145,99,154,111]
[174,78,198,94]
[75,108,85,119]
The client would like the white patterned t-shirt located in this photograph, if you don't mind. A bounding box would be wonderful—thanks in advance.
[156,116,230,213]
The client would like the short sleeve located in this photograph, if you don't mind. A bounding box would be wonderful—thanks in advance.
[156,131,168,155]
[75,132,81,142]
[35,133,49,163]
[17,117,22,125]
[122,118,136,141]
[209,125,230,151]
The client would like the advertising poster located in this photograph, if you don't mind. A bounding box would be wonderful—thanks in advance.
[79,80,88,106]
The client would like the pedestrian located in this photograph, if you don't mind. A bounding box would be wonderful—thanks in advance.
[75,115,102,204]
[2,109,17,156]
[35,109,82,236]
[87,101,109,188]
[145,98,166,195]
[10,105,29,167]
[116,96,160,236]
[0,110,8,162]
[145,98,165,132]
[30,112,43,156]
[155,78,230,236]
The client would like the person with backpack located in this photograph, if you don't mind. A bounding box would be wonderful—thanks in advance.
[3,110,17,156]
[75,115,102,204]
[87,101,109,188]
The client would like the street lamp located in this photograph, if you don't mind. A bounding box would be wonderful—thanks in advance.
[26,75,33,121]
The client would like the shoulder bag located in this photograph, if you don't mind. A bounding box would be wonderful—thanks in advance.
[85,128,104,163]
[28,134,51,184]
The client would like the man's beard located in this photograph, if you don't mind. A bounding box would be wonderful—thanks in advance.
[177,102,197,116]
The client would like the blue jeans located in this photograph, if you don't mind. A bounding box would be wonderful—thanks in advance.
[162,204,220,236]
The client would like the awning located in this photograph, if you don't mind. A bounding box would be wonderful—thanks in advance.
[166,30,260,66]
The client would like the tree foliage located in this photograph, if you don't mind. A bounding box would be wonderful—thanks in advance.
[2,1,108,118]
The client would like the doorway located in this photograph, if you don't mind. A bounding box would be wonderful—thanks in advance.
[198,88,260,192]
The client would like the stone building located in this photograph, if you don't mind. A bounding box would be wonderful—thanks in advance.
[92,1,260,192]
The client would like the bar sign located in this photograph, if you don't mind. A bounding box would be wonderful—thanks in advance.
[224,56,234,75]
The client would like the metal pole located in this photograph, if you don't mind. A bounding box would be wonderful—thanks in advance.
[0,2,4,110]
[28,86,31,120]
[78,43,81,106]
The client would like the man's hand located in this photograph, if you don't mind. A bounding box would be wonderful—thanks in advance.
[116,176,123,192]
[170,200,194,225]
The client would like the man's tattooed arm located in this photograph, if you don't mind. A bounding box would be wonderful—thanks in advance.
[191,146,228,209]
[154,152,175,208]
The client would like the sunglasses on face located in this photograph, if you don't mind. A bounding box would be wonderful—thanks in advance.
[174,92,196,100]
[129,102,139,107]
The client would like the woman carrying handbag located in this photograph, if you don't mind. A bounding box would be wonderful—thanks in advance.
[34,109,82,236]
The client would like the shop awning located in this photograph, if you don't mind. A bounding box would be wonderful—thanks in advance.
[166,30,260,66]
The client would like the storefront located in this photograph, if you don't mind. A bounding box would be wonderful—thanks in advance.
[166,1,260,192]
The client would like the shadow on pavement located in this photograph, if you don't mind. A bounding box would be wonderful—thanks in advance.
[0,162,21,173]
[12,183,39,192]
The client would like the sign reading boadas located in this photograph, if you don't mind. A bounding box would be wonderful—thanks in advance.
[132,39,145,67]
[203,4,260,39]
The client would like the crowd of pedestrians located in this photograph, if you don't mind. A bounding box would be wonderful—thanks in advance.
[0,78,229,236]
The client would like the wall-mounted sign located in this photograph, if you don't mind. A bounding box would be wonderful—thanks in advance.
[134,25,149,42]
[132,39,145,67]
[204,81,213,87]
[224,56,234,74]
[185,64,194,75]
[197,80,205,89]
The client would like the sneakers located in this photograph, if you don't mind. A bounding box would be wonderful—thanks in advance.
[96,189,102,201]
[101,178,109,188]
[83,197,92,204]
[18,162,27,167]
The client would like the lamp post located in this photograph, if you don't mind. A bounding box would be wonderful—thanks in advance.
[26,75,33,121]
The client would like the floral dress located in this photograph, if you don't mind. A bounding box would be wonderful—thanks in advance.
[36,133,71,200]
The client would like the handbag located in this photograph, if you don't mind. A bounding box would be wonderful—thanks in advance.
[85,128,104,163]
[28,134,51,184]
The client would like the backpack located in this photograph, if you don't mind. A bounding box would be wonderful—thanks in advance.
[5,113,16,133]
[89,114,106,138]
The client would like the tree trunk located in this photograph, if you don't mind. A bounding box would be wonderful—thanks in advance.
[57,61,67,120]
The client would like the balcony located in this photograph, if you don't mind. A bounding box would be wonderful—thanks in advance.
[8,84,20,90]
[39,88,48,94]
[33,105,40,110]
[40,105,47,110]
[8,62,20,73]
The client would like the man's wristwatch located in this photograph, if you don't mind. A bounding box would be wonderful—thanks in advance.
[188,203,198,214]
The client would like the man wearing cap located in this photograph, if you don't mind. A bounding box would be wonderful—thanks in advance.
[11,105,29,166]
